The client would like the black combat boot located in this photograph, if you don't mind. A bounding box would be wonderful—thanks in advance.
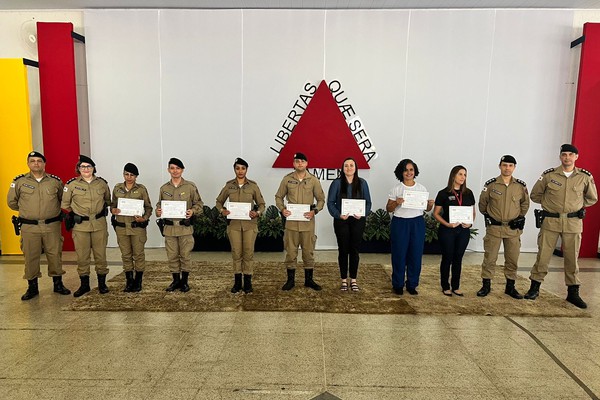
[180,271,190,292]
[231,273,243,293]
[97,274,109,294]
[282,269,295,291]
[73,275,91,298]
[132,271,144,292]
[304,269,322,291]
[52,276,71,295]
[124,271,135,292]
[166,273,180,292]
[566,285,587,309]
[505,279,523,299]
[476,279,491,297]
[243,274,253,294]
[524,280,541,300]
[21,278,39,301]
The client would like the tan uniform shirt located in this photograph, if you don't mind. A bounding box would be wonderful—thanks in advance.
[215,178,266,231]
[530,166,597,233]
[61,176,111,232]
[275,171,325,232]
[111,182,153,235]
[478,175,530,238]
[156,178,203,236]
[8,172,63,221]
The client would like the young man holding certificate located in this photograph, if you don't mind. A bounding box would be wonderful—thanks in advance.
[110,163,153,292]
[156,158,203,292]
[216,158,265,294]
[275,152,325,291]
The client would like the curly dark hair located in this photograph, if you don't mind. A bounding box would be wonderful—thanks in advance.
[394,159,419,182]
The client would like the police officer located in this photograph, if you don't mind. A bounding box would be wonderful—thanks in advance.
[110,163,153,292]
[477,155,530,299]
[275,152,325,291]
[7,151,70,300]
[525,144,598,308]
[216,158,266,294]
[156,158,203,292]
[61,155,111,297]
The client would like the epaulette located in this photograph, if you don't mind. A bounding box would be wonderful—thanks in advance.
[48,173,62,181]
[580,168,592,177]
[543,168,555,175]
[97,176,108,184]
[515,178,526,187]
[12,174,26,181]
[484,177,496,186]
[66,177,77,184]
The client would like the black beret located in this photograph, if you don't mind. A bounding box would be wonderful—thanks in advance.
[293,152,308,161]
[124,163,139,176]
[560,144,578,154]
[500,155,517,165]
[28,151,46,162]
[168,157,184,169]
[79,154,95,167]
[234,157,248,168]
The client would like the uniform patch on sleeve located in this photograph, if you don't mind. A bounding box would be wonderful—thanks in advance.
[10,182,16,188]
[64,187,69,192]
[484,177,496,186]
[482,186,487,192]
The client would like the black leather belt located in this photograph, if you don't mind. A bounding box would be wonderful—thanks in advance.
[78,209,108,221]
[19,215,62,225]
[542,210,579,218]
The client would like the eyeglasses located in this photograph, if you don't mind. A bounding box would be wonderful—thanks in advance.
[79,165,93,170]
[123,173,136,177]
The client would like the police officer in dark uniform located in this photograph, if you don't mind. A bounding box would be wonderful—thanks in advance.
[7,151,70,300]
[525,144,597,308]
[477,155,530,299]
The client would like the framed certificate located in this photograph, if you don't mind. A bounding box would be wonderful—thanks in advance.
[117,198,144,217]
[402,190,429,210]
[341,199,366,217]
[161,200,187,219]
[227,202,251,220]
[286,203,310,221]
[449,206,473,224]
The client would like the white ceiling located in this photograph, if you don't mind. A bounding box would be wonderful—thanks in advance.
[3,0,600,10]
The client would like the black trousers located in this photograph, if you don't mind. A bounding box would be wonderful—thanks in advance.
[438,226,470,291]
[333,217,367,279]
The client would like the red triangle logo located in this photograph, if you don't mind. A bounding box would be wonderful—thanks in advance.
[272,80,370,169]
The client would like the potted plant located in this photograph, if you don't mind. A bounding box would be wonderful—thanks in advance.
[193,205,231,251]
[360,209,391,253]
[256,205,284,252]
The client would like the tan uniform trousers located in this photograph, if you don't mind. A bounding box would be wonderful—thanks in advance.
[284,230,316,270]
[165,235,194,273]
[481,234,521,280]
[116,229,147,272]
[227,226,257,274]
[20,222,64,280]
[72,229,109,276]
[530,229,581,286]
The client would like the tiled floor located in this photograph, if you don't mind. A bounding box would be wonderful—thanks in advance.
[1,248,599,399]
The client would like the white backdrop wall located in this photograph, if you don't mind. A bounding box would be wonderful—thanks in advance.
[84,9,575,252]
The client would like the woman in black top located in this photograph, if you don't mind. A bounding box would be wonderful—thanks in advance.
[433,165,476,296]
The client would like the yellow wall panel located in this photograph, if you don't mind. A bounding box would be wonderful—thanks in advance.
[0,59,34,255]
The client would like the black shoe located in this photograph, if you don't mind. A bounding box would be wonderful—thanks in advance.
[231,273,243,293]
[97,274,109,294]
[52,276,71,295]
[166,273,181,292]
[21,278,39,301]
[243,274,253,294]
[132,271,143,292]
[124,271,135,292]
[393,287,403,295]
[477,279,491,297]
[406,287,418,295]
[524,280,541,300]
[282,269,295,291]
[179,271,190,292]
[505,279,523,299]
[73,275,91,298]
[566,285,587,309]
[304,269,322,291]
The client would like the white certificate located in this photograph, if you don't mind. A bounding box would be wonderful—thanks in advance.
[449,206,473,224]
[341,199,366,217]
[286,203,311,221]
[117,198,144,217]
[402,190,429,210]
[227,202,251,220]
[161,200,187,219]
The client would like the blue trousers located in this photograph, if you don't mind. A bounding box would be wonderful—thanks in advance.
[391,216,425,290]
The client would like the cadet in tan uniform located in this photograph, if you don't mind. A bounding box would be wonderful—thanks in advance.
[61,155,111,297]
[156,158,203,292]
[477,155,530,299]
[7,151,71,300]
[275,152,326,291]
[525,144,598,308]
[110,163,153,292]
[216,158,266,294]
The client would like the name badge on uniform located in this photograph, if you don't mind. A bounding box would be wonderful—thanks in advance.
[550,179,562,186]
[23,183,35,189]
[162,191,173,197]
[492,189,502,195]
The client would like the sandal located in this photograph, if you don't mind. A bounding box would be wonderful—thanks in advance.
[350,282,360,292]
[340,281,348,291]
[452,289,464,297]
[442,290,452,296]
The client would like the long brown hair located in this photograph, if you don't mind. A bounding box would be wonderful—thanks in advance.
[340,157,362,198]
[446,165,469,194]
